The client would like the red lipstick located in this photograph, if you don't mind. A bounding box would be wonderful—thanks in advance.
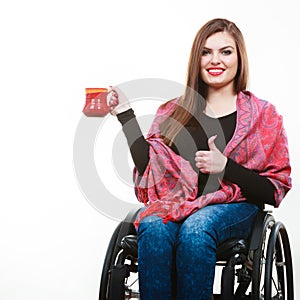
[207,68,224,76]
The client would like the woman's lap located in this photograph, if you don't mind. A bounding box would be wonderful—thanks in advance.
[136,202,260,300]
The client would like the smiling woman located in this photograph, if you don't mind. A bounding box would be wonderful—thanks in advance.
[201,32,238,89]
[201,32,239,117]
[106,18,292,300]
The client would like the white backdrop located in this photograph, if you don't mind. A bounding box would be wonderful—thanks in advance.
[0,0,299,299]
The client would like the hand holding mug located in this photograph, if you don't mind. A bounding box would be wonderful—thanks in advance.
[108,86,131,115]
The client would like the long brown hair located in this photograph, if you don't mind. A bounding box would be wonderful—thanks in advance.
[160,18,249,146]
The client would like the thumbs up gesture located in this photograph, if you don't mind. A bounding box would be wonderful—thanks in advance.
[195,135,228,174]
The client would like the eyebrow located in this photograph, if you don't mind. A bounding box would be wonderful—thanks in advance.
[203,45,235,50]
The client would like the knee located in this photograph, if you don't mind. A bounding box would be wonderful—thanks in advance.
[137,215,177,244]
[137,215,164,238]
[178,215,217,249]
[176,218,217,268]
[137,216,178,260]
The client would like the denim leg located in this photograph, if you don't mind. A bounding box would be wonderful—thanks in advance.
[137,215,180,300]
[176,202,259,300]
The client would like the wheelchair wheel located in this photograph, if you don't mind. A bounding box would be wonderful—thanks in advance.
[99,222,122,300]
[251,213,275,299]
[264,221,294,299]
[251,215,294,299]
[99,219,139,300]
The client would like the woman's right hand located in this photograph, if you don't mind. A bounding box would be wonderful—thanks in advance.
[108,86,131,115]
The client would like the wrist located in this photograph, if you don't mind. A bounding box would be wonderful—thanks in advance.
[111,103,131,116]
[221,156,228,172]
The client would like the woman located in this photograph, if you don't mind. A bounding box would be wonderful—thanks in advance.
[109,18,292,300]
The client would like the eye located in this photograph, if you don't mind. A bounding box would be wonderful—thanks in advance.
[202,49,210,56]
[222,49,232,55]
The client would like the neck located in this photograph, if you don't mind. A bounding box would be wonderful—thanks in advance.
[204,86,238,118]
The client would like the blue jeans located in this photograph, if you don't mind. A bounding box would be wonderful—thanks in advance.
[136,202,259,300]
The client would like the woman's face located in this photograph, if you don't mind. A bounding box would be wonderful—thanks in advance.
[200,31,238,91]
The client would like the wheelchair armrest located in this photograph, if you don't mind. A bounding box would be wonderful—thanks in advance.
[124,207,143,224]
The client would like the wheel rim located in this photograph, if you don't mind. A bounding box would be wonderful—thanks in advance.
[264,222,294,300]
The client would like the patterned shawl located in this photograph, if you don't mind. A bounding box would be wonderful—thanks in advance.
[133,91,292,228]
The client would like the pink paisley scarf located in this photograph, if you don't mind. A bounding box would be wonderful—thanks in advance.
[133,91,292,227]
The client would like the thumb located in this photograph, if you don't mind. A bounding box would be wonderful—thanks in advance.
[208,135,218,151]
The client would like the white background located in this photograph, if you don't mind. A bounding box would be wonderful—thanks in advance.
[0,0,299,299]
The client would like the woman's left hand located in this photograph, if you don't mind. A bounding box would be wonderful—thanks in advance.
[195,135,228,174]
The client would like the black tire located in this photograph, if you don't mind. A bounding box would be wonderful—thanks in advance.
[251,213,275,299]
[99,222,123,300]
[264,221,294,299]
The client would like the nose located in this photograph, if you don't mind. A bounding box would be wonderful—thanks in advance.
[211,52,220,65]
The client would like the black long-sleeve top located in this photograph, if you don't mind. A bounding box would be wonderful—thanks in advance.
[117,108,276,208]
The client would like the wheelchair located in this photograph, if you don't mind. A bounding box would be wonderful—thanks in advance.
[99,208,294,299]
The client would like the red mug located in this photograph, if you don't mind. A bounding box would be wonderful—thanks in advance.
[83,88,112,117]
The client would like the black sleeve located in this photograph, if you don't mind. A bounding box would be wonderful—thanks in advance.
[224,158,276,206]
[117,109,150,175]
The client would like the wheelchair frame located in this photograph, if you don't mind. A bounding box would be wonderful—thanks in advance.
[99,209,294,299]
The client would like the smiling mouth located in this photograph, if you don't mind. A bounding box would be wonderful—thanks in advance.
[207,68,225,76]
